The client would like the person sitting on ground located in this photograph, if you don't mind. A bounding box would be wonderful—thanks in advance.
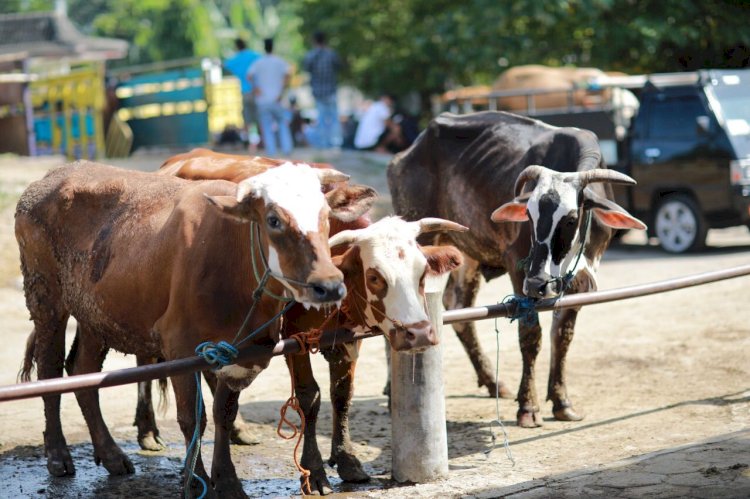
[353,94,405,153]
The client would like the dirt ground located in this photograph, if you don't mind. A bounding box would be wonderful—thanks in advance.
[0,151,748,498]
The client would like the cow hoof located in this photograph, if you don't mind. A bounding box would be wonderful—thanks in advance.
[47,448,75,477]
[305,467,333,496]
[517,409,543,428]
[212,477,246,498]
[230,424,261,446]
[485,381,514,399]
[329,453,370,483]
[95,449,135,475]
[553,405,584,422]
[138,431,165,452]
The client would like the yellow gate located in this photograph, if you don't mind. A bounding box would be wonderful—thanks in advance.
[30,64,106,160]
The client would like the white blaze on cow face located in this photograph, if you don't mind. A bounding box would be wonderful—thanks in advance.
[237,162,328,235]
[524,174,585,296]
[342,218,432,341]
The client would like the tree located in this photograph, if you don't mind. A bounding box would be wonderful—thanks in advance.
[293,0,750,107]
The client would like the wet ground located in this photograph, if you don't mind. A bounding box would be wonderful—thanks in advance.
[0,150,749,498]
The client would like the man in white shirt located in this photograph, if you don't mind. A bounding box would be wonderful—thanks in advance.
[247,38,293,156]
[354,94,403,153]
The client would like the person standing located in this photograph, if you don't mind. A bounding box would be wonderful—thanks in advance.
[247,38,293,157]
[224,38,260,149]
[354,94,404,153]
[303,30,342,149]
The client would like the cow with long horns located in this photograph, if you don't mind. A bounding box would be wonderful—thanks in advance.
[388,111,646,428]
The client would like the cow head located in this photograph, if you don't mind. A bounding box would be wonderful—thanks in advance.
[206,163,376,307]
[330,217,466,352]
[490,165,646,298]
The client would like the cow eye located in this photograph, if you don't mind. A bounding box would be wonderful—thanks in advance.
[266,214,282,229]
[567,217,577,226]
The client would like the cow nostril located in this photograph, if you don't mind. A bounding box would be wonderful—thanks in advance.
[311,285,327,299]
[406,331,416,342]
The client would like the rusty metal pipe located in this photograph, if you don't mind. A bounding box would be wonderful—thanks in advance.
[0,329,381,403]
[2,263,749,403]
[443,262,750,324]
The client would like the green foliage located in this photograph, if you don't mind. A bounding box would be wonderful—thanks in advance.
[294,0,750,100]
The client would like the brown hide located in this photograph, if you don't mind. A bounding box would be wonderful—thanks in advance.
[160,148,371,251]
[16,161,317,361]
[493,65,609,111]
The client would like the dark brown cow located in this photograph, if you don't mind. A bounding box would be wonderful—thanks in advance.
[388,111,646,428]
[15,160,376,496]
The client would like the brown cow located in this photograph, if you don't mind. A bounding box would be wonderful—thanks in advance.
[15,160,377,497]
[493,65,610,111]
[128,150,466,494]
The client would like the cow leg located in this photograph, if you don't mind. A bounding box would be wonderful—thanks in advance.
[507,268,544,428]
[203,371,260,445]
[35,316,75,476]
[210,379,245,498]
[444,255,513,398]
[547,308,584,422]
[326,341,369,483]
[70,326,134,475]
[171,372,212,498]
[287,353,333,495]
[134,355,165,451]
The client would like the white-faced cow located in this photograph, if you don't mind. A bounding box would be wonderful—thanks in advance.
[15,160,374,497]
[388,111,646,428]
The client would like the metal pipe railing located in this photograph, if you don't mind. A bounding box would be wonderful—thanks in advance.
[1,263,749,402]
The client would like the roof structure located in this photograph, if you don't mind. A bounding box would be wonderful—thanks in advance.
[0,11,127,61]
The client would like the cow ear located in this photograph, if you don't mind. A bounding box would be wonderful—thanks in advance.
[421,245,463,275]
[333,245,361,278]
[490,193,530,223]
[204,195,254,223]
[326,184,378,222]
[583,188,647,230]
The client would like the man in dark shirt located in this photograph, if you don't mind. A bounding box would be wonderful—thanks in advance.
[303,31,342,149]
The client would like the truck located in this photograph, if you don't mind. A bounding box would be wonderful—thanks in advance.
[442,69,750,253]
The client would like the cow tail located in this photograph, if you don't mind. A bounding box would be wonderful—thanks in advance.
[18,328,37,382]
[157,375,170,415]
[64,330,80,376]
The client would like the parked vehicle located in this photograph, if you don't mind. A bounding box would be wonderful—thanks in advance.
[442,69,750,253]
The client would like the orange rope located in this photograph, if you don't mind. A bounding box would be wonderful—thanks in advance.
[277,358,312,496]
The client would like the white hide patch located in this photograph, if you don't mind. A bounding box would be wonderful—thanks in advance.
[354,217,430,328]
[237,163,326,234]
[217,364,265,391]
[527,175,581,278]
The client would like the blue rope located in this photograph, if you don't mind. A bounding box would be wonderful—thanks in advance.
[195,341,239,371]
[183,372,208,499]
[503,294,539,325]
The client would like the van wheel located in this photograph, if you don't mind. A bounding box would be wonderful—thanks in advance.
[654,194,707,253]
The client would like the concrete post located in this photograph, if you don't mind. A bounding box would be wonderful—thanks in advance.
[391,273,449,482]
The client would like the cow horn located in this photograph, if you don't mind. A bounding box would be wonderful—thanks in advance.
[514,165,548,196]
[416,217,469,235]
[315,168,350,185]
[235,179,254,202]
[329,229,360,248]
[577,169,637,189]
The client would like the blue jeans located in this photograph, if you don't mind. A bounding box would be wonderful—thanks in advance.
[257,101,293,157]
[314,93,341,148]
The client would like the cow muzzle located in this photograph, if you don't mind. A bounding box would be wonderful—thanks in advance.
[389,320,438,352]
[523,274,562,299]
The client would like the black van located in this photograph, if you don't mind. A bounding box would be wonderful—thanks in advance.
[621,70,750,252]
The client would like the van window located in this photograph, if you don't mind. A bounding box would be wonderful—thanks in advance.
[647,96,706,140]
